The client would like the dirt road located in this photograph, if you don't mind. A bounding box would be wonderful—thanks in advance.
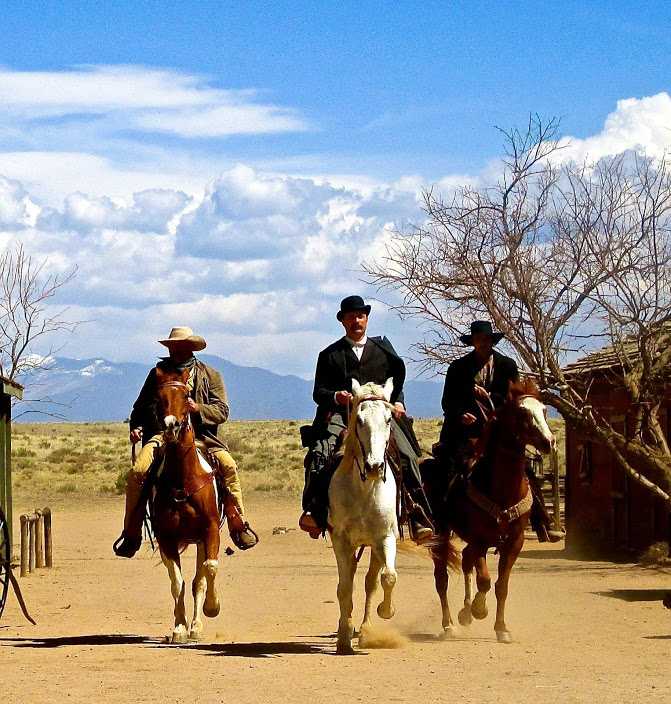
[2,494,669,704]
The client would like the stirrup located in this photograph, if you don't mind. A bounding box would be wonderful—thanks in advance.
[299,511,323,539]
[113,532,142,558]
[230,522,259,550]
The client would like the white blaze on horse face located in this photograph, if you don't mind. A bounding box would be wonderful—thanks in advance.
[164,414,180,441]
[357,400,392,476]
[520,397,556,453]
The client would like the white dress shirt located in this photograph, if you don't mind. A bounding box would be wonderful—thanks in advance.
[345,335,368,360]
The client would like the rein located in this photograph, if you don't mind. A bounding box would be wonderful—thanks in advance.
[464,392,540,545]
[157,379,209,503]
[350,395,395,483]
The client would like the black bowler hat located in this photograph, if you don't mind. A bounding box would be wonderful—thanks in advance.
[460,320,505,346]
[336,295,371,321]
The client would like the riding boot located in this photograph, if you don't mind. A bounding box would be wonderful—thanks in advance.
[299,448,332,537]
[113,472,145,558]
[214,449,258,550]
[526,470,565,543]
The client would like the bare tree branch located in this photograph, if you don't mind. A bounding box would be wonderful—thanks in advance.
[364,119,671,502]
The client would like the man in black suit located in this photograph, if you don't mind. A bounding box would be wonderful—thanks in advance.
[439,320,517,451]
[436,320,563,542]
[299,295,434,543]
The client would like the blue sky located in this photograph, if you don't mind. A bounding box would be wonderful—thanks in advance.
[1,1,671,382]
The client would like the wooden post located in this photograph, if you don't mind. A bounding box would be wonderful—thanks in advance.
[43,506,53,568]
[28,514,36,573]
[0,378,23,551]
[20,513,29,577]
[35,508,45,568]
[551,450,561,530]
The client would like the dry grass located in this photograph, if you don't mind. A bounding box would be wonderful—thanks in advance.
[10,416,567,504]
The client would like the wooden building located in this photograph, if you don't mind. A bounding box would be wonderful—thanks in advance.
[564,346,671,555]
[0,377,23,547]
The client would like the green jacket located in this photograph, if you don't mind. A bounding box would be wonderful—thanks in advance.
[129,358,230,451]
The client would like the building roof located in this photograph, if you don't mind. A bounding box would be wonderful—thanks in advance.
[564,324,671,376]
[0,376,23,400]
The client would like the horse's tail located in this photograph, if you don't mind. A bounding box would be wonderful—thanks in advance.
[445,536,461,572]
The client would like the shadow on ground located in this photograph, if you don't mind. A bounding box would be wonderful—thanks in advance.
[170,640,332,658]
[0,634,159,648]
[594,588,670,602]
[1,634,335,657]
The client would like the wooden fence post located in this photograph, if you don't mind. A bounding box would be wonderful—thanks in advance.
[20,513,29,577]
[35,508,45,568]
[43,507,52,568]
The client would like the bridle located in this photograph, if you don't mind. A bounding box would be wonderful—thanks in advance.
[158,380,193,440]
[350,395,395,483]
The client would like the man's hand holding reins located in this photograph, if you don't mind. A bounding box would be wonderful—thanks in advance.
[187,398,199,414]
[473,384,490,402]
[393,402,406,419]
[335,390,353,406]
[129,427,143,444]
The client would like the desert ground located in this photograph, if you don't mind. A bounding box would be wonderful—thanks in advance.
[2,490,670,704]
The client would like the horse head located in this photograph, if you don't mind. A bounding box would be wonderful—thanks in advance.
[499,378,556,455]
[156,367,191,443]
[348,378,395,480]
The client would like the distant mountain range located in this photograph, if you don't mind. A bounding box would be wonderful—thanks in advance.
[16,354,444,422]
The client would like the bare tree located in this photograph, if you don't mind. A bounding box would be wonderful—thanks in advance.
[365,116,671,502]
[0,243,79,417]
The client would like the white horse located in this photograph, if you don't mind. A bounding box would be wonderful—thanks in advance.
[328,378,399,655]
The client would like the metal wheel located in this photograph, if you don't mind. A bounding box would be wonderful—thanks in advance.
[0,505,9,620]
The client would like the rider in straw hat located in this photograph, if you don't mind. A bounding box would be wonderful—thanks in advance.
[299,295,435,543]
[113,326,258,557]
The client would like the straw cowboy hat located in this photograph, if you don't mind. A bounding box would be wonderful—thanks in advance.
[460,320,505,346]
[158,326,207,351]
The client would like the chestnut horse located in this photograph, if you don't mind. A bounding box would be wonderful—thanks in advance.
[428,378,555,643]
[152,367,222,644]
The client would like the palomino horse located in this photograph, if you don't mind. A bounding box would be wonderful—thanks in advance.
[429,378,555,643]
[328,378,398,655]
[152,367,222,644]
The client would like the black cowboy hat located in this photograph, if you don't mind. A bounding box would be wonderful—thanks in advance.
[460,320,505,346]
[336,295,371,321]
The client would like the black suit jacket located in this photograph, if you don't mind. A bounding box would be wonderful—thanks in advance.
[439,349,518,445]
[312,336,406,426]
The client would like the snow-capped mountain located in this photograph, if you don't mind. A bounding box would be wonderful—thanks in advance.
[15,354,444,422]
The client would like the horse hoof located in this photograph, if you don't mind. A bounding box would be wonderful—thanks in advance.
[336,642,355,655]
[170,630,188,645]
[203,601,221,618]
[188,630,203,641]
[442,625,458,639]
[377,603,395,620]
[458,608,473,626]
[471,605,488,620]
[496,630,512,644]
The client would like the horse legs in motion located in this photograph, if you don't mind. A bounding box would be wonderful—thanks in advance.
[160,538,220,644]
[430,538,459,638]
[333,533,397,655]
